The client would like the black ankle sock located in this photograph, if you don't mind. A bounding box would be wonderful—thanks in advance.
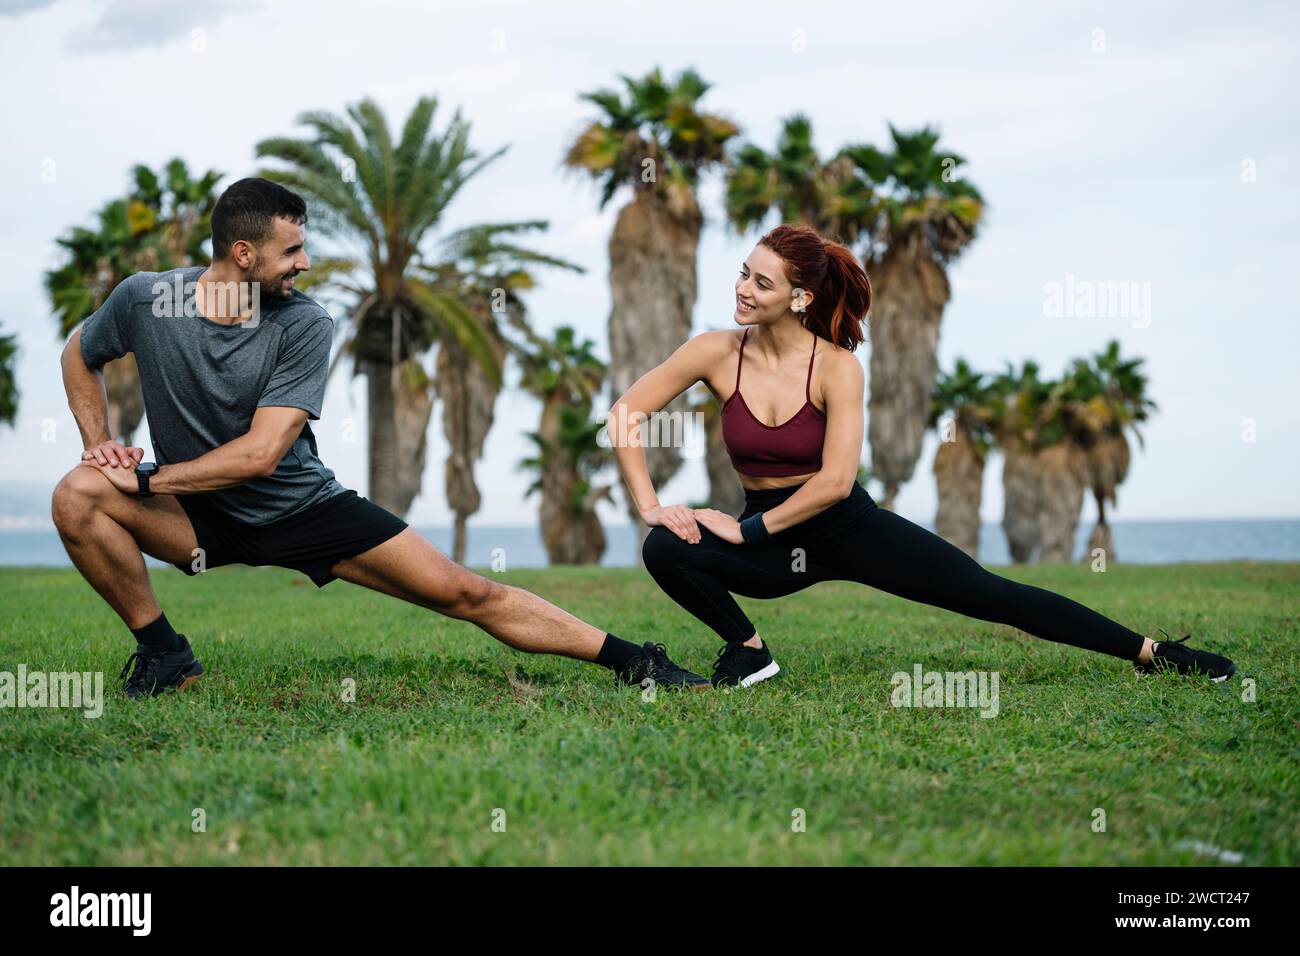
[595,633,642,671]
[131,612,183,652]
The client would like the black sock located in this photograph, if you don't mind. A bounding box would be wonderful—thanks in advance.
[595,633,643,672]
[131,612,183,652]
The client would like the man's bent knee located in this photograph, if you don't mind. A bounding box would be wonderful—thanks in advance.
[51,466,112,533]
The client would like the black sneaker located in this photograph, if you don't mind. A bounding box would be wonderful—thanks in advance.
[616,642,710,692]
[711,640,780,688]
[1134,629,1235,682]
[119,635,205,699]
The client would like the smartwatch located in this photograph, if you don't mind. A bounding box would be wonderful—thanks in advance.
[136,461,159,497]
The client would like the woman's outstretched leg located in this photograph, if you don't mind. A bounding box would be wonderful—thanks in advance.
[641,495,1234,681]
[838,506,1147,661]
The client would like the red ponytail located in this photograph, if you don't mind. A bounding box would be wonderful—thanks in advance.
[758,223,872,351]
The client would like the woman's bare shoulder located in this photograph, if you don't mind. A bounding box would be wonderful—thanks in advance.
[689,327,744,351]
[815,338,864,392]
[816,336,861,367]
[672,328,743,367]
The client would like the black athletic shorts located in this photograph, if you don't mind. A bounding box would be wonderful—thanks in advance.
[173,489,409,587]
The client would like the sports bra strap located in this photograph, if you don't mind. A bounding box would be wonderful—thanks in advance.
[805,331,817,403]
[734,327,749,392]
[735,327,817,401]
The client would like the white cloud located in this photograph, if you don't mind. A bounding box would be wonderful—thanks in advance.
[0,0,63,16]
[56,0,266,53]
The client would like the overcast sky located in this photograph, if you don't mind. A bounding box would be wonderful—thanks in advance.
[1,0,1296,526]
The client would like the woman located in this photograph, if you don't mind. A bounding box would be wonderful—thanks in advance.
[606,223,1236,688]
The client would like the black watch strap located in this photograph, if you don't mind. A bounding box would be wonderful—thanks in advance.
[137,463,156,497]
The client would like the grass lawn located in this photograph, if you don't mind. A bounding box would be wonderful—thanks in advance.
[1,560,1295,865]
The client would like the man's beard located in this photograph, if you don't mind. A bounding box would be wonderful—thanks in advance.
[250,265,296,300]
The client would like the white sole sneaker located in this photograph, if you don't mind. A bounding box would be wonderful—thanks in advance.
[739,660,780,688]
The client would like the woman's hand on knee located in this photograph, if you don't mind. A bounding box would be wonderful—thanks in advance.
[642,504,700,544]
[693,508,742,545]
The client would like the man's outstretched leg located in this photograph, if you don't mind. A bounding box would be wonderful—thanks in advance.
[329,528,710,689]
[50,463,206,696]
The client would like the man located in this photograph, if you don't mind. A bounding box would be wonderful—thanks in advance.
[53,177,706,698]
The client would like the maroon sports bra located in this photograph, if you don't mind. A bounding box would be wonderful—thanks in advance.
[720,328,827,477]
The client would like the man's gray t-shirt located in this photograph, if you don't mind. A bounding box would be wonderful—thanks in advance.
[79,265,347,525]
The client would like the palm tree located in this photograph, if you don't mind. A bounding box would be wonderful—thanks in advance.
[838,125,985,511]
[1077,340,1156,562]
[0,326,18,427]
[928,358,996,559]
[130,160,223,265]
[1032,366,1098,564]
[987,359,1053,563]
[516,327,614,565]
[256,95,507,517]
[564,67,739,551]
[424,222,584,562]
[725,113,842,234]
[45,159,221,443]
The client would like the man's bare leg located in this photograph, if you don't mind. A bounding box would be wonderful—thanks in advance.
[50,466,602,660]
[50,464,200,628]
[50,469,701,687]
[329,528,605,660]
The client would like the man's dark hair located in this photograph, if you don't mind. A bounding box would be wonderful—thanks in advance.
[211,178,309,260]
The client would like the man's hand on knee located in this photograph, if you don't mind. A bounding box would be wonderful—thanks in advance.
[77,457,140,496]
[82,440,144,469]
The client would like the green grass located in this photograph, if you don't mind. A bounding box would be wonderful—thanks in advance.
[1,561,1296,865]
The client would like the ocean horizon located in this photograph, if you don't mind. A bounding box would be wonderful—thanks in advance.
[5,518,1300,570]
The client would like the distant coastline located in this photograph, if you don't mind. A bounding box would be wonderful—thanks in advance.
[5,518,1300,568]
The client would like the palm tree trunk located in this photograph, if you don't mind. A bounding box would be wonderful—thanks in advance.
[933,426,983,559]
[1001,445,1040,563]
[1036,443,1088,563]
[453,513,469,565]
[1083,434,1130,565]
[866,249,949,511]
[536,399,606,565]
[366,356,402,514]
[541,498,607,564]
[607,190,702,560]
[389,359,434,517]
[1085,488,1115,564]
[103,355,145,445]
[435,335,502,564]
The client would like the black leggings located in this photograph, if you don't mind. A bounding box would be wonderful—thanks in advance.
[641,481,1146,661]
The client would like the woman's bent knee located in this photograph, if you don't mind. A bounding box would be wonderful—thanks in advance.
[641,525,688,571]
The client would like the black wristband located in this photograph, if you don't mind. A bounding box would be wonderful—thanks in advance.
[740,513,771,543]
[135,461,158,497]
